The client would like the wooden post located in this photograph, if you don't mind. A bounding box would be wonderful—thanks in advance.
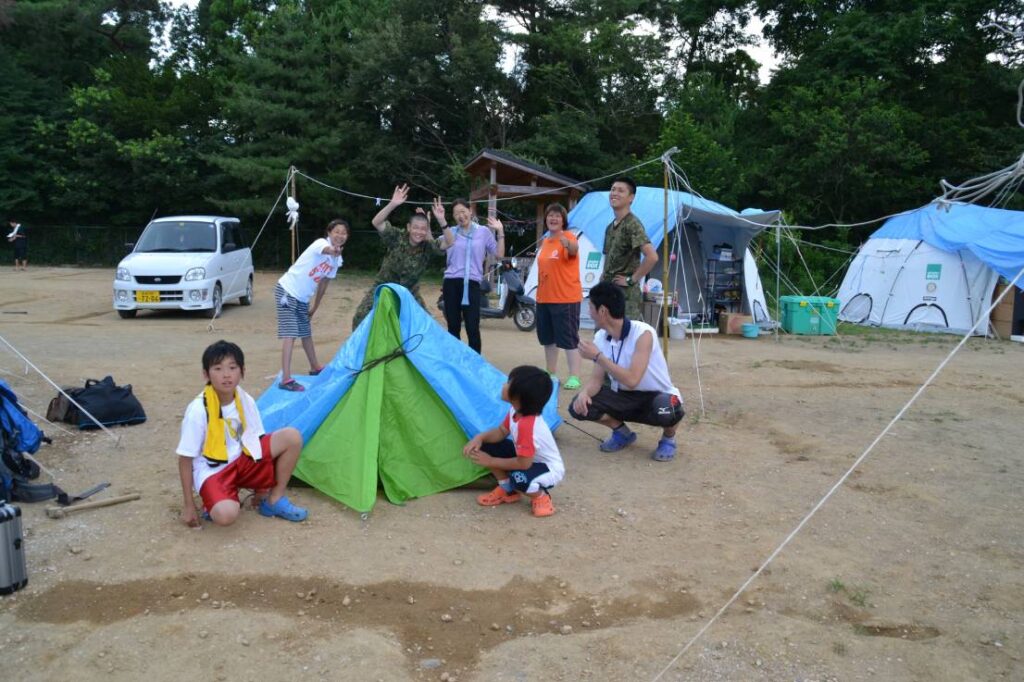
[289,165,298,264]
[532,176,543,246]
[488,162,498,220]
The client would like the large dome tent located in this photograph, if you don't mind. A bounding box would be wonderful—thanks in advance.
[837,202,1024,335]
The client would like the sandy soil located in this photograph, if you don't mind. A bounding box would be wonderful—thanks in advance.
[0,266,1022,682]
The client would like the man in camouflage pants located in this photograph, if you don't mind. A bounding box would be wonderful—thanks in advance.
[600,177,659,320]
[352,185,453,329]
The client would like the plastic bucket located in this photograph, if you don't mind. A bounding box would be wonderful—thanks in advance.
[741,323,760,339]
[668,318,686,340]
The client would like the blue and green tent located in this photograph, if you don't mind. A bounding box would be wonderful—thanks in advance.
[258,284,561,512]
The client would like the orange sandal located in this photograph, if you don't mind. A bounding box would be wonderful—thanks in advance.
[530,494,555,517]
[477,486,521,507]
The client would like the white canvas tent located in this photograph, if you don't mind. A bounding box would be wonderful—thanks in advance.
[837,202,1024,335]
[524,187,780,326]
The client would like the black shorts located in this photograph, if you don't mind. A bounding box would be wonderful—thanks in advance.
[568,385,684,428]
[536,302,581,349]
[13,240,27,259]
[480,440,553,493]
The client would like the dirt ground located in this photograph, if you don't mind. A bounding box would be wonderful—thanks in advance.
[0,266,1022,682]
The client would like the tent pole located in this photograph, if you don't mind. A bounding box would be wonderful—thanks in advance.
[289,165,298,264]
[775,223,781,342]
[662,157,670,357]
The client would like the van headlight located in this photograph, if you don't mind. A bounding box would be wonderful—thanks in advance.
[116,267,132,282]
[184,267,206,281]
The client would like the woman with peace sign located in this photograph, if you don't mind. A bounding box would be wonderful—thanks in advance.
[534,203,583,390]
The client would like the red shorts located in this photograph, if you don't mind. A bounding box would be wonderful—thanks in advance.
[199,434,276,510]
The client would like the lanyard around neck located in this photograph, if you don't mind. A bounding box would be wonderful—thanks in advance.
[608,318,632,366]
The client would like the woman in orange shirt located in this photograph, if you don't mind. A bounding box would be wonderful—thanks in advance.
[534,203,583,390]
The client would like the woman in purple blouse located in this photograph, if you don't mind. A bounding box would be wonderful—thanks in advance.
[439,198,505,353]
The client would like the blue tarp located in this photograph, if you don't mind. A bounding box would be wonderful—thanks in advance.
[872,202,1024,282]
[568,186,780,251]
[257,284,561,443]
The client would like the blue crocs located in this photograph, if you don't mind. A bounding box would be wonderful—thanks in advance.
[599,429,637,453]
[651,438,676,462]
[258,495,308,522]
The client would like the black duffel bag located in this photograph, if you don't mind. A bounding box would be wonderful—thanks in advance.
[55,376,147,430]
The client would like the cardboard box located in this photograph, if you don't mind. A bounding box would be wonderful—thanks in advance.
[991,283,1017,323]
[993,318,1013,338]
[719,312,752,335]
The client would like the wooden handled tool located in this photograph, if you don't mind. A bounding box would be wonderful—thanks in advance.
[45,493,141,519]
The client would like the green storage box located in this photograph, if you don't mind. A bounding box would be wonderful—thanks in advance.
[780,296,839,335]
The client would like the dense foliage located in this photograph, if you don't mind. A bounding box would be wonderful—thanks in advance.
[2,0,1022,295]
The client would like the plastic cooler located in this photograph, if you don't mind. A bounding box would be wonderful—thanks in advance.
[779,296,839,335]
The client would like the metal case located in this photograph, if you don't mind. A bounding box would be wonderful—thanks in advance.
[0,502,27,595]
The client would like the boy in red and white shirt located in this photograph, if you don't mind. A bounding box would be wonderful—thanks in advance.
[463,366,564,517]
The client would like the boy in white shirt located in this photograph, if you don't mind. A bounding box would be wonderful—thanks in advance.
[275,219,348,391]
[463,365,563,517]
[571,282,684,462]
[177,340,307,527]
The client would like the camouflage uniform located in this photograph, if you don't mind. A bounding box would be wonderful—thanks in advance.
[600,212,649,319]
[352,222,444,329]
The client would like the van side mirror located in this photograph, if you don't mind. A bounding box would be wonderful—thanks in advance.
[124,242,135,254]
[223,242,236,253]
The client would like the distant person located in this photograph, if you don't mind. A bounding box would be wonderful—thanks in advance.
[600,177,659,319]
[6,219,27,271]
[570,282,684,462]
[463,365,562,517]
[176,340,307,527]
[534,203,583,390]
[352,184,454,329]
[275,219,348,391]
[441,199,505,353]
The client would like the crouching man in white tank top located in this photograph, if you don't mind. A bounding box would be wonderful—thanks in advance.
[569,281,684,462]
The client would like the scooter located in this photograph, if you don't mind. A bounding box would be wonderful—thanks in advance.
[438,258,537,332]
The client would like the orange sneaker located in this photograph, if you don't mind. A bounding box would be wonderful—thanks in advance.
[530,494,555,517]
[477,486,522,507]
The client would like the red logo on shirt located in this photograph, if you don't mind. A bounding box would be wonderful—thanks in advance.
[309,259,333,284]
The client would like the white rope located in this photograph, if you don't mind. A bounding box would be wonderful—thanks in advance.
[938,23,1023,208]
[206,168,294,331]
[18,402,77,437]
[790,238,858,256]
[0,335,120,444]
[293,155,663,207]
[20,452,60,483]
[650,262,1024,681]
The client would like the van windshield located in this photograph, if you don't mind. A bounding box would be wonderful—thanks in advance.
[135,221,217,253]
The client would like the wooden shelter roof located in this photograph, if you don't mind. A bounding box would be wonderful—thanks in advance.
[463,149,588,201]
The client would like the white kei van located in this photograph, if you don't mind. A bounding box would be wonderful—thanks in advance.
[112,216,254,319]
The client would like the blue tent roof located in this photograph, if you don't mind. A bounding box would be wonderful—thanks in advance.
[872,202,1024,281]
[568,186,780,250]
[257,284,561,444]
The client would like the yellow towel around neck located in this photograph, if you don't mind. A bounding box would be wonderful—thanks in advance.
[202,384,249,463]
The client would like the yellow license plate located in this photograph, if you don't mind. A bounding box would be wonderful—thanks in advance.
[135,290,160,303]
